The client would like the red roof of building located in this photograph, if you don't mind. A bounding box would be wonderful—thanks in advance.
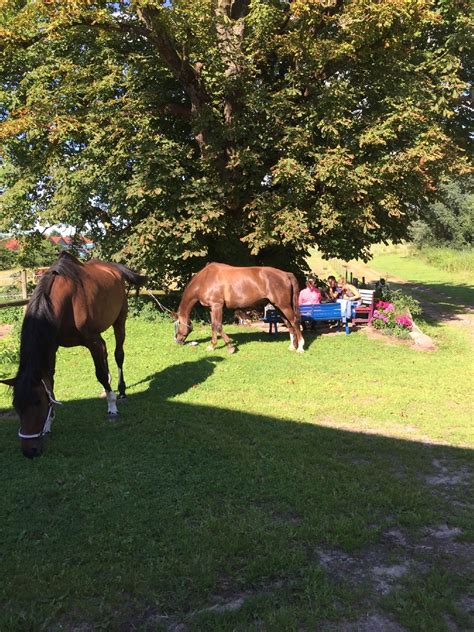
[48,236,93,245]
[1,235,94,250]
[48,236,65,244]
[4,238,20,251]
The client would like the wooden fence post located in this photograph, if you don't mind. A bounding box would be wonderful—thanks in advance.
[20,269,28,300]
[21,269,28,313]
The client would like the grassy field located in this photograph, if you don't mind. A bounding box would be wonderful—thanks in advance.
[0,255,473,631]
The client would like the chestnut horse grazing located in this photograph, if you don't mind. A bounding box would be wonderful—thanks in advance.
[174,263,304,353]
[0,252,145,458]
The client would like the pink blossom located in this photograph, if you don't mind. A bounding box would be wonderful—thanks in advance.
[396,316,413,329]
[375,300,394,311]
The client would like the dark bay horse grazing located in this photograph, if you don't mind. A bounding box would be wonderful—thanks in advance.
[173,262,304,353]
[0,252,145,458]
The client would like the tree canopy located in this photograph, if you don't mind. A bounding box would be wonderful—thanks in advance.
[0,0,472,285]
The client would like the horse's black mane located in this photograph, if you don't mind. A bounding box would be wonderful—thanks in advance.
[13,251,82,412]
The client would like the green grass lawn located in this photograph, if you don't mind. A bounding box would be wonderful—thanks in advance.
[0,300,472,630]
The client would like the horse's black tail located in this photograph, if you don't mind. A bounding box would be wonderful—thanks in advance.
[287,273,301,323]
[112,263,147,287]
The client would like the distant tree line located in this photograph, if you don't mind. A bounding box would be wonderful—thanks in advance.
[411,175,473,249]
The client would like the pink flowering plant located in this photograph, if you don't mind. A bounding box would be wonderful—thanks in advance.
[370,295,416,338]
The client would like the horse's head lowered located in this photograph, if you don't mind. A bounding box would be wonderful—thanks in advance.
[172,313,193,344]
[0,377,61,458]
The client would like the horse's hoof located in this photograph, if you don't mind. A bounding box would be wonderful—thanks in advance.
[297,348,305,354]
[227,345,236,354]
[117,395,128,402]
[107,411,119,419]
[206,345,216,352]
[288,346,296,351]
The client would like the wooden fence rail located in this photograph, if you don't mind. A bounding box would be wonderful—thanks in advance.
[0,269,35,310]
[0,298,29,309]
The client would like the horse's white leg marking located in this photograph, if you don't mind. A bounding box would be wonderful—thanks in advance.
[107,390,118,415]
[297,335,305,353]
[288,332,296,351]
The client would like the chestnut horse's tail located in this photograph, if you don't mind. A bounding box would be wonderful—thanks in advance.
[287,272,301,322]
[112,263,147,287]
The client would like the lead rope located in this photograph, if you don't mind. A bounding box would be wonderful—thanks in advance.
[143,288,180,341]
[144,288,175,316]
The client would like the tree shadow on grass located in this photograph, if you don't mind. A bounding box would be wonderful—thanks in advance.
[418,281,474,309]
[0,358,472,631]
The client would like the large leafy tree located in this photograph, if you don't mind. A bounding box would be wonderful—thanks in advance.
[0,0,472,286]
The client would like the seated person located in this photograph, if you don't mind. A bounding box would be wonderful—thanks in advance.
[340,279,361,301]
[375,277,389,300]
[334,278,361,320]
[299,274,322,305]
[326,275,342,301]
[317,281,330,302]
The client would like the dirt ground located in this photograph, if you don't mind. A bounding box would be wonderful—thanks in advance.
[0,324,13,340]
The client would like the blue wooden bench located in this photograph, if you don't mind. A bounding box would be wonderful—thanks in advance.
[300,303,351,334]
[262,304,353,335]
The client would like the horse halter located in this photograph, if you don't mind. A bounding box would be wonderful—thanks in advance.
[18,380,63,440]
[174,317,192,342]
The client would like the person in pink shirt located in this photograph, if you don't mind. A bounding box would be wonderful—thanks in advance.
[298,274,322,305]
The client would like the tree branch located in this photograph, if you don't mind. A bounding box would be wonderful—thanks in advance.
[216,0,250,125]
[136,6,208,114]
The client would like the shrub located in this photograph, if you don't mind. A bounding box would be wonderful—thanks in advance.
[370,290,420,339]
[0,324,20,368]
[0,306,24,325]
[384,289,422,317]
[128,296,174,322]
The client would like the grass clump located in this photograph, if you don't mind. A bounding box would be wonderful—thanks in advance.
[416,246,474,275]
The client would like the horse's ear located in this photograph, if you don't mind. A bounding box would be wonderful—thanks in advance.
[0,377,16,387]
[170,311,178,321]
